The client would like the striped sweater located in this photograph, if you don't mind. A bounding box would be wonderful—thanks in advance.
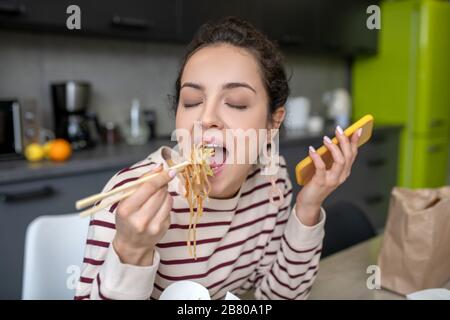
[75,146,325,300]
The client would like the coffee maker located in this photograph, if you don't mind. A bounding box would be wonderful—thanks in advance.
[51,81,100,150]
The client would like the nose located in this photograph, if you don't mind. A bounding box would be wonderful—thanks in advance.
[199,100,223,130]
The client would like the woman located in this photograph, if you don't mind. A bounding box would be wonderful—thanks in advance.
[75,17,361,300]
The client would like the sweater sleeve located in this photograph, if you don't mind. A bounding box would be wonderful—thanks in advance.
[74,162,160,300]
[250,166,326,300]
[74,208,160,300]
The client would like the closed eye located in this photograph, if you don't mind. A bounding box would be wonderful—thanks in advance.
[226,103,247,110]
[183,102,202,108]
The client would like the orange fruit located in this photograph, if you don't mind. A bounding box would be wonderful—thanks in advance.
[48,139,72,162]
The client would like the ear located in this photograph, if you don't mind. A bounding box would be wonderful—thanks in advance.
[269,106,286,129]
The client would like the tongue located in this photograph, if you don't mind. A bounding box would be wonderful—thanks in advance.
[210,147,226,166]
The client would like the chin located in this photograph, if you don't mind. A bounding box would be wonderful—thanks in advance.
[208,177,230,198]
[208,164,248,199]
[207,165,232,198]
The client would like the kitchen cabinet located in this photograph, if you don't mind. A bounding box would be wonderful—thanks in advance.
[79,0,179,41]
[0,0,378,56]
[0,0,179,41]
[0,167,121,299]
[261,0,319,48]
[177,0,261,43]
[318,0,379,55]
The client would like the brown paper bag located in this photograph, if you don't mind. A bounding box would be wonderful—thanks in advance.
[378,186,450,295]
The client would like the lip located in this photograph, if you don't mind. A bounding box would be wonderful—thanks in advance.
[210,162,225,176]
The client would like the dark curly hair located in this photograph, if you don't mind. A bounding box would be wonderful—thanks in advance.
[172,16,290,118]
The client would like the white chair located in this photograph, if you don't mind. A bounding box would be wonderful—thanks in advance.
[22,213,90,300]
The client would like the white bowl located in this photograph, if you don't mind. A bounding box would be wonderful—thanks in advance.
[159,280,211,300]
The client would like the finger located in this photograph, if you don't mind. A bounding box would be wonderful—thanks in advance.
[323,136,345,181]
[308,146,326,183]
[350,128,362,158]
[148,193,173,235]
[335,126,354,180]
[335,126,352,161]
[147,166,178,192]
[117,164,163,215]
[135,187,169,224]
[118,165,176,215]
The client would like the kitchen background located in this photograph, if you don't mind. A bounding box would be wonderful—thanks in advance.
[0,30,348,136]
[0,0,449,299]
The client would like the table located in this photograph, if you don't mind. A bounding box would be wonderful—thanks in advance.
[308,235,450,299]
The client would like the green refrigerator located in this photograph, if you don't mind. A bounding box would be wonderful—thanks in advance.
[353,0,450,188]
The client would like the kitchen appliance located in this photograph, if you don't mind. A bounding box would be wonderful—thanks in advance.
[100,122,122,145]
[323,88,351,129]
[123,99,149,145]
[0,99,40,160]
[353,0,450,188]
[51,81,100,150]
[142,109,157,140]
[284,96,311,134]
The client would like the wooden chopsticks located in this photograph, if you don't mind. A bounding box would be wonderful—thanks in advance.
[76,160,190,218]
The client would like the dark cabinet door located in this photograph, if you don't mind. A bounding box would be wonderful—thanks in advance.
[318,0,379,55]
[0,0,26,16]
[0,0,178,41]
[0,0,70,31]
[177,0,262,43]
[81,0,178,41]
[261,0,319,48]
[0,0,378,55]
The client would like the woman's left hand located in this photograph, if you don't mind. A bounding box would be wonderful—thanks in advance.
[295,126,362,226]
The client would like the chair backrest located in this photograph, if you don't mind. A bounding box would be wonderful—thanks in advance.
[22,213,89,300]
[322,202,376,258]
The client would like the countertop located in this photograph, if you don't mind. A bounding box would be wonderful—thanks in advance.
[0,139,173,185]
[308,235,450,299]
[0,125,402,186]
[239,235,450,299]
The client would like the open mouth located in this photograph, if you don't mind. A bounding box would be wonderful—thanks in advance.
[202,143,229,175]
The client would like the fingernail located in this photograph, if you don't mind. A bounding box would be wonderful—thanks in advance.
[357,128,363,137]
[323,136,332,144]
[154,163,162,170]
[309,146,316,153]
[336,126,344,135]
[168,169,177,178]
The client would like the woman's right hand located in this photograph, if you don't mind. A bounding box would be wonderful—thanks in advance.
[112,164,177,266]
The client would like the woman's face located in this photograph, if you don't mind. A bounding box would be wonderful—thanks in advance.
[175,44,280,199]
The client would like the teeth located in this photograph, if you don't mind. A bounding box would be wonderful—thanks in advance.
[201,142,228,167]
[203,143,221,149]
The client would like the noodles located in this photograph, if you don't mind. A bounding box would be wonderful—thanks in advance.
[180,143,214,259]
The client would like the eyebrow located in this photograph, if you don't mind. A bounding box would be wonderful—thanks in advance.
[180,82,256,94]
[181,82,204,91]
[223,82,256,94]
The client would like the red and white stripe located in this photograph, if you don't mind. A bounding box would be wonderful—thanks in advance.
[75,147,324,300]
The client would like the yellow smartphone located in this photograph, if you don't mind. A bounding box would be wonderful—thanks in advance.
[295,114,374,186]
